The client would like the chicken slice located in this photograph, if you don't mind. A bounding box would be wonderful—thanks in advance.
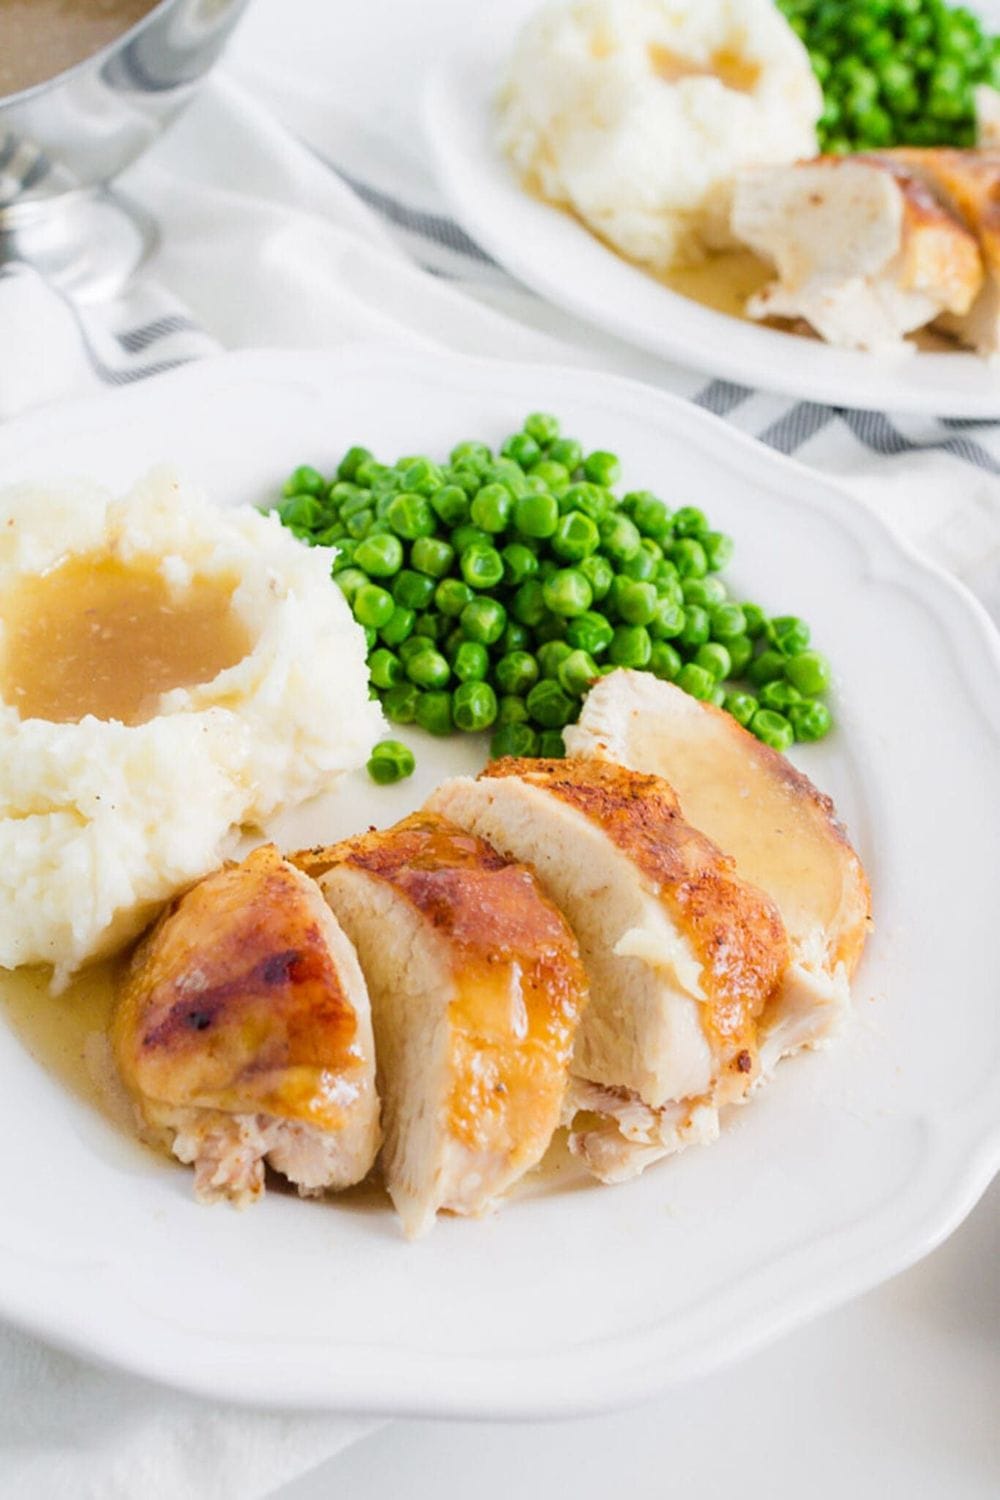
[294,813,587,1238]
[429,758,788,1182]
[113,843,380,1206]
[731,155,983,348]
[566,670,871,1072]
[871,147,1000,354]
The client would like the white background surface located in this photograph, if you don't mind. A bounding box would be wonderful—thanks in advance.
[208,2,1000,1494]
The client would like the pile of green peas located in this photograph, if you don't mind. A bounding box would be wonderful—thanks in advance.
[271,414,833,783]
[777,0,1000,151]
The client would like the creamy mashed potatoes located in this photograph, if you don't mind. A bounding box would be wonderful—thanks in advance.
[498,0,822,270]
[0,470,383,984]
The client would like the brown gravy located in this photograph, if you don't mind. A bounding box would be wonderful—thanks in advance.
[1,958,118,1109]
[0,0,159,98]
[659,248,773,320]
[0,551,251,725]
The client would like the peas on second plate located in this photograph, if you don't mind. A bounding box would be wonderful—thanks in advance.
[460,543,505,591]
[514,491,559,539]
[552,511,600,562]
[460,596,507,645]
[471,483,514,534]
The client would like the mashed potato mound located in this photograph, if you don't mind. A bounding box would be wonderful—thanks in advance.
[498,0,822,271]
[0,470,384,984]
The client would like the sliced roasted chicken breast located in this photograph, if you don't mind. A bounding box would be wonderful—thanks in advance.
[295,813,587,1238]
[566,670,871,1071]
[873,146,1000,354]
[731,155,983,348]
[113,843,379,1205]
[429,758,788,1183]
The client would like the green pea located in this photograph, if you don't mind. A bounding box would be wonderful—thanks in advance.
[537,640,573,680]
[460,597,507,645]
[353,583,395,629]
[566,610,614,656]
[726,634,754,677]
[386,492,435,540]
[768,615,812,655]
[703,531,734,572]
[434,578,474,618]
[750,708,794,752]
[608,624,652,669]
[502,543,539,586]
[683,576,727,608]
[723,690,758,728]
[694,642,732,681]
[552,510,600,562]
[619,547,659,583]
[582,450,620,486]
[748,648,787,686]
[497,694,530,728]
[330,540,358,571]
[524,411,560,445]
[410,536,455,579]
[499,621,531,655]
[759,680,804,713]
[483,460,530,498]
[412,613,444,643]
[558,648,599,697]
[561,482,611,523]
[671,538,708,579]
[616,579,658,626]
[649,597,685,640]
[353,458,388,489]
[406,649,450,690]
[673,506,709,538]
[368,648,403,690]
[627,492,672,541]
[785,650,831,696]
[599,513,641,563]
[789,700,833,742]
[538,730,566,758]
[514,491,559,539]
[337,447,373,483]
[501,432,541,469]
[710,602,747,641]
[354,532,404,578]
[398,636,433,667]
[495,651,540,696]
[650,642,682,681]
[401,458,444,496]
[383,681,419,724]
[450,440,492,471]
[453,640,489,683]
[334,566,369,604]
[526,679,575,729]
[429,484,470,527]
[366,739,416,785]
[363,626,377,652]
[490,722,539,759]
[548,437,583,471]
[392,570,436,611]
[284,464,326,498]
[414,690,452,737]
[678,605,711,650]
[471,483,514,534]
[676,663,716,701]
[512,579,548,627]
[344,507,374,540]
[741,602,768,638]
[579,554,614,601]
[449,680,496,733]
[459,543,505,591]
[543,568,593,618]
[534,613,567,645]
[529,458,571,494]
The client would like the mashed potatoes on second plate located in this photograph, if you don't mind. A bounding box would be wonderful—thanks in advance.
[498,0,822,271]
[0,471,383,984]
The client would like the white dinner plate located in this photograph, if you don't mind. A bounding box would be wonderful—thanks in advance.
[0,346,998,1414]
[423,10,1000,417]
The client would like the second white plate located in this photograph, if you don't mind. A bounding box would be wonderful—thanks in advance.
[424,29,1000,417]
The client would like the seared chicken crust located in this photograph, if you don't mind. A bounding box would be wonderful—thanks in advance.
[296,813,587,1236]
[114,843,379,1203]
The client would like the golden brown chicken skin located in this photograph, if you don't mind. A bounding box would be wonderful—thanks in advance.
[114,843,379,1204]
[295,813,588,1237]
[479,757,788,1068]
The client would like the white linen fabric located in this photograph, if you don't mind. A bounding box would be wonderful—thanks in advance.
[0,2,999,1497]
